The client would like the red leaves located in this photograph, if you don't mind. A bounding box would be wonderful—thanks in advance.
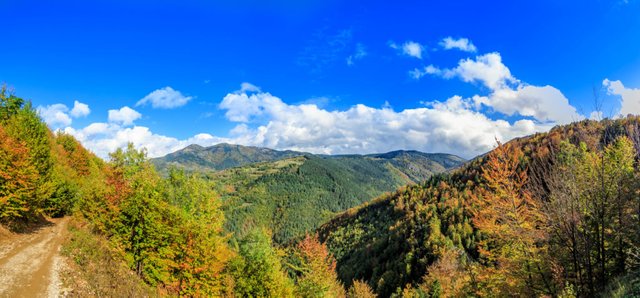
[0,126,38,220]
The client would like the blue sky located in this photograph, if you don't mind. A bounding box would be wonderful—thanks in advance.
[2,0,640,158]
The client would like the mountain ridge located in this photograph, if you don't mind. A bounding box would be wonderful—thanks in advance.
[317,117,640,297]
[152,143,466,176]
[158,143,467,243]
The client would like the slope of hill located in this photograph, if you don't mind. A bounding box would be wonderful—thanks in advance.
[152,143,303,172]
[2,88,470,297]
[152,143,465,177]
[6,86,640,297]
[364,150,465,182]
[318,117,640,297]
[209,151,465,243]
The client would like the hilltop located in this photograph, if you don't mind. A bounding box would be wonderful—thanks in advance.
[154,144,466,243]
[318,116,640,297]
[151,143,302,172]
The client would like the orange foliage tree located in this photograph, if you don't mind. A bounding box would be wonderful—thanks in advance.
[294,234,346,298]
[0,126,38,222]
[470,141,551,296]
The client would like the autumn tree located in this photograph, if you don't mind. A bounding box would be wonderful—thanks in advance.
[470,141,551,296]
[0,126,38,222]
[418,247,472,297]
[347,280,376,298]
[163,169,233,296]
[228,228,295,297]
[0,87,55,221]
[546,136,637,295]
[292,234,346,298]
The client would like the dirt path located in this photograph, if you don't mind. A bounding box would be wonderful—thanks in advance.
[0,217,69,298]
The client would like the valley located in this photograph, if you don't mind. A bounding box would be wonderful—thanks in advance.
[152,144,465,243]
[3,2,638,297]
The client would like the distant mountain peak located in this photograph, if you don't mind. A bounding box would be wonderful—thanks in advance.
[152,143,303,172]
[151,143,467,183]
[182,144,204,151]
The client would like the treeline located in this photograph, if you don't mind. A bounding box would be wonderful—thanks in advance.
[0,88,375,297]
[73,143,377,296]
[320,117,640,297]
[0,86,92,225]
[9,83,640,297]
[213,155,415,244]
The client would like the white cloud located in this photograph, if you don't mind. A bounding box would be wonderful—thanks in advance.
[62,90,548,160]
[475,85,582,124]
[441,52,515,90]
[420,52,582,124]
[239,82,261,93]
[59,80,566,160]
[37,100,91,128]
[136,86,192,109]
[217,87,551,158]
[83,122,110,135]
[219,91,279,122]
[439,37,477,52]
[37,104,72,127]
[409,65,442,79]
[108,106,141,126]
[64,123,230,159]
[590,111,603,120]
[70,100,90,118]
[391,41,425,59]
[603,79,640,116]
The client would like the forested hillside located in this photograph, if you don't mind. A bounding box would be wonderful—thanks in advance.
[319,117,640,297]
[0,85,91,226]
[152,143,302,172]
[156,144,465,243]
[212,153,464,243]
[0,88,379,297]
[152,142,464,180]
[7,84,640,297]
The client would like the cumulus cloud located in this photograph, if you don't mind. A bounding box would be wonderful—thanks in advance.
[108,106,141,126]
[474,85,582,123]
[603,79,640,116]
[420,52,582,124]
[60,80,565,160]
[439,37,477,52]
[62,89,549,160]
[217,86,550,158]
[64,123,230,159]
[37,100,92,128]
[37,104,72,127]
[440,52,515,89]
[70,100,90,118]
[391,41,425,59]
[136,86,192,109]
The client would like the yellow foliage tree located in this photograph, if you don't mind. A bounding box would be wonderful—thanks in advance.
[347,280,376,298]
[0,126,38,222]
[295,234,346,298]
[470,141,550,296]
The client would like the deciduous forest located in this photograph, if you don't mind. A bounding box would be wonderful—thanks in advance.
[3,87,640,297]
